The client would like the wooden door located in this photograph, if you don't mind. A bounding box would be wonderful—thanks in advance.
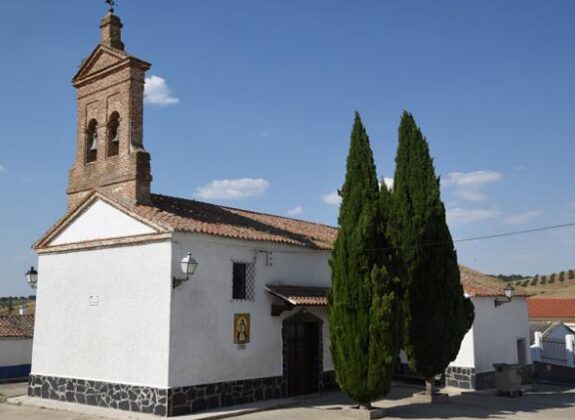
[286,322,318,396]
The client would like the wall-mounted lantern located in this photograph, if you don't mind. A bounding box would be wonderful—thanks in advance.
[494,284,515,308]
[25,266,38,289]
[173,252,198,288]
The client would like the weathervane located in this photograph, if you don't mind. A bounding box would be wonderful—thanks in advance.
[105,0,116,14]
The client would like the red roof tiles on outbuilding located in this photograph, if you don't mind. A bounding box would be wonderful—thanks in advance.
[528,298,575,320]
[0,314,35,339]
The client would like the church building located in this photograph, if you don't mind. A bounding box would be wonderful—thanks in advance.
[29,9,337,417]
[29,8,532,418]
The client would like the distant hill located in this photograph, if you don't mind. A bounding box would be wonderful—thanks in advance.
[490,274,531,283]
[490,268,575,297]
[0,296,36,316]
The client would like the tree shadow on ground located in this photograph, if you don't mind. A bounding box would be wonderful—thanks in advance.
[301,383,575,419]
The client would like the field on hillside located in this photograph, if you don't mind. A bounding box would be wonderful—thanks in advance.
[0,299,36,315]
[498,268,575,297]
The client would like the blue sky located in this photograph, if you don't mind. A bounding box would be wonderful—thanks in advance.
[1,0,574,296]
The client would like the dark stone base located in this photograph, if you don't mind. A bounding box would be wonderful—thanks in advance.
[521,364,534,385]
[475,371,495,390]
[534,361,575,384]
[445,365,534,390]
[322,370,338,391]
[29,371,338,417]
[444,366,476,390]
[28,374,167,416]
[167,376,284,417]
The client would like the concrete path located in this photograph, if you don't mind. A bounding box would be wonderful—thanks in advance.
[0,380,28,398]
[2,381,575,419]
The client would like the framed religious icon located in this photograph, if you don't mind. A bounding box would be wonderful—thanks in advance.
[234,313,250,345]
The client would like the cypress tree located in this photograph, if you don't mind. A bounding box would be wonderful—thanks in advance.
[328,112,403,408]
[392,111,474,395]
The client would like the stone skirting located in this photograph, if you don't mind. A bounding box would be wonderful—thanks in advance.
[322,370,338,391]
[446,365,534,390]
[167,376,284,417]
[474,371,495,390]
[28,374,168,415]
[444,366,476,389]
[29,372,336,417]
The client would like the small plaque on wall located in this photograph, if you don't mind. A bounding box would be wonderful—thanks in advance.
[234,313,250,345]
[89,296,99,306]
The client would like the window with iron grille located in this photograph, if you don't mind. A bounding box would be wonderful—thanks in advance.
[232,262,255,301]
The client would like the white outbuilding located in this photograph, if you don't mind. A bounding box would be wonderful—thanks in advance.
[444,267,532,389]
[0,315,35,380]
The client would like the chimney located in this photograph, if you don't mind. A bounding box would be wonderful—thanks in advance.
[100,12,125,50]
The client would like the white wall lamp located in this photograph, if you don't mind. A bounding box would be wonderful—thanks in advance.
[494,284,515,308]
[25,266,38,289]
[172,252,198,288]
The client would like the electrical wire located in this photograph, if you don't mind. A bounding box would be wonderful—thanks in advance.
[365,221,575,252]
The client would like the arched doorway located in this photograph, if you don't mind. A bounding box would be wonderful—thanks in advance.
[282,311,323,396]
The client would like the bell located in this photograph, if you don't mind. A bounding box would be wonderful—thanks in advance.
[111,128,120,143]
[89,133,98,151]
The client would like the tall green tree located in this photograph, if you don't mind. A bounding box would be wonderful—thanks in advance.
[392,111,474,395]
[328,112,403,408]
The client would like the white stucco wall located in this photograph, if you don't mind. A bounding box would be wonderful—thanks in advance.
[32,241,172,387]
[472,296,531,373]
[0,339,33,367]
[51,199,156,246]
[449,325,475,368]
[168,232,333,388]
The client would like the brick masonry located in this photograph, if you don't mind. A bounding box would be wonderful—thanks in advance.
[67,13,152,210]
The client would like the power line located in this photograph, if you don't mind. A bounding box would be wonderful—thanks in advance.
[454,221,575,243]
[366,221,575,252]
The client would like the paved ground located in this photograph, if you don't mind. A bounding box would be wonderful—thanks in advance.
[2,381,575,419]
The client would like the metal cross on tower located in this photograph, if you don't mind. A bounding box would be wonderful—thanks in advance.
[105,0,116,14]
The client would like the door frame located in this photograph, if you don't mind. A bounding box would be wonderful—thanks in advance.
[282,311,324,396]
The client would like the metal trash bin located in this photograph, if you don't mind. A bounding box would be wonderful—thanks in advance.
[493,363,523,397]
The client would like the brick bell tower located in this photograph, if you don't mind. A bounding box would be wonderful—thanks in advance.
[67,10,152,209]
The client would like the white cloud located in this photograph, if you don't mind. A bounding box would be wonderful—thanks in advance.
[443,170,502,202]
[502,210,541,226]
[286,206,303,216]
[383,177,394,189]
[446,207,499,225]
[443,171,502,187]
[144,75,179,106]
[195,178,269,200]
[322,191,341,206]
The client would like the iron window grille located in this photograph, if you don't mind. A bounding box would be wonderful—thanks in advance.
[232,261,255,301]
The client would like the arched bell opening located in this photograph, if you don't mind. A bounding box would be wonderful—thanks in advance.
[85,119,98,163]
[107,112,120,157]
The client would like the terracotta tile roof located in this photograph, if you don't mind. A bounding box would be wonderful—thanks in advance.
[130,194,338,250]
[265,285,329,306]
[528,298,575,320]
[0,314,35,339]
[264,267,518,307]
[459,266,529,298]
